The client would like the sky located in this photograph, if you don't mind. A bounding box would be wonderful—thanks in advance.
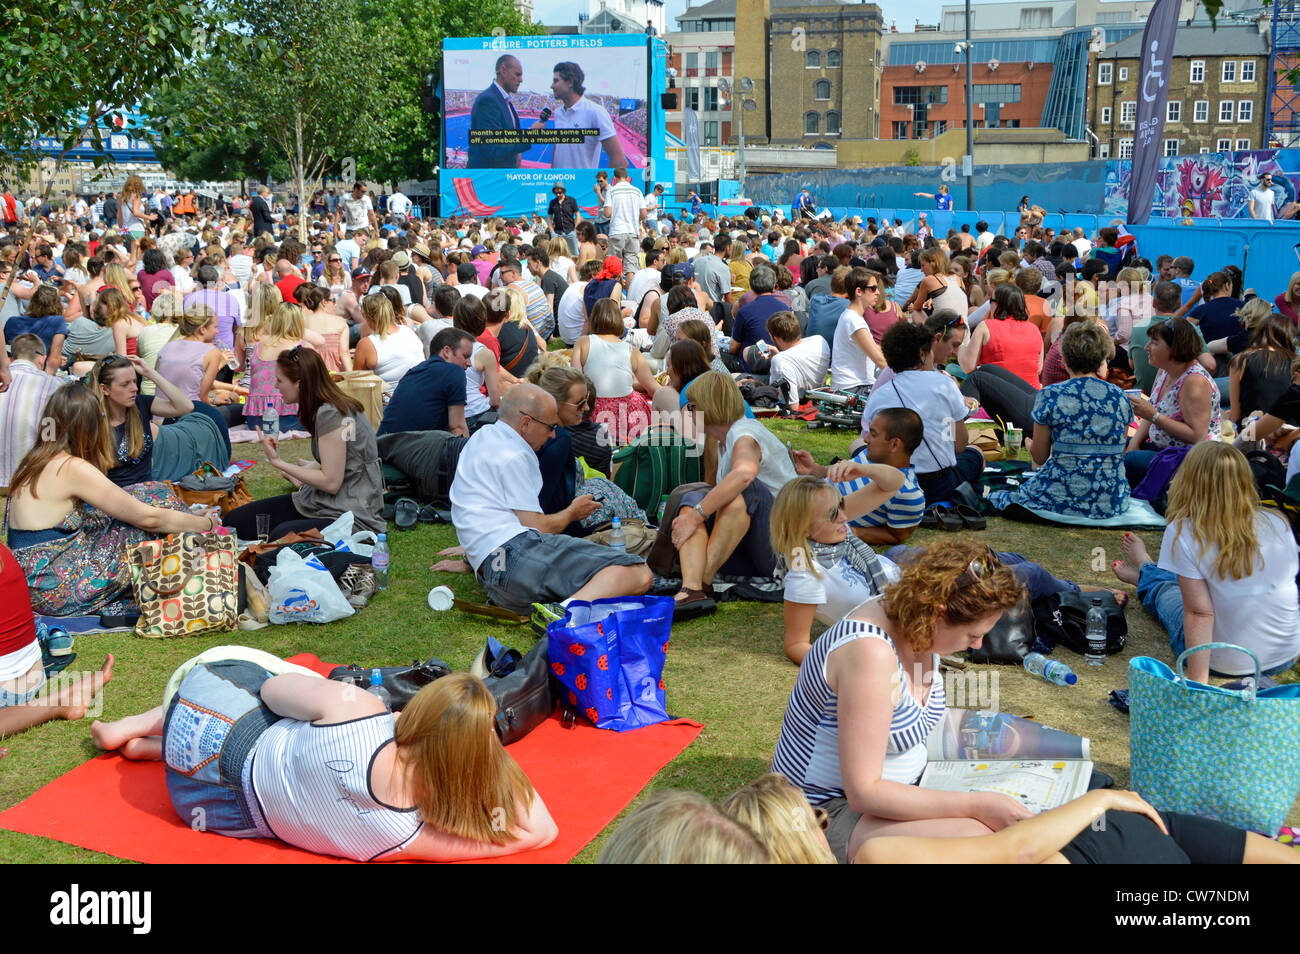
[529,0,951,33]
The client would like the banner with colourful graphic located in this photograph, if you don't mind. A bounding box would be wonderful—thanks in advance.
[1104,148,1300,220]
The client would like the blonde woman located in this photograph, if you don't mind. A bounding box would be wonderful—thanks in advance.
[155,305,242,405]
[596,790,769,863]
[102,262,147,326]
[89,353,196,487]
[317,246,350,299]
[1113,442,1300,683]
[1274,270,1300,326]
[719,775,836,864]
[297,283,351,372]
[244,302,317,432]
[1112,266,1152,348]
[243,281,281,345]
[546,236,578,284]
[770,473,904,664]
[353,292,423,397]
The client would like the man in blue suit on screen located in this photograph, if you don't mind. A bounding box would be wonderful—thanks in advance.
[468,54,531,169]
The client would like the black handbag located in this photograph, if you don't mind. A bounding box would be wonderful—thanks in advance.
[1032,591,1127,656]
[482,639,558,746]
[327,655,453,711]
[966,592,1037,664]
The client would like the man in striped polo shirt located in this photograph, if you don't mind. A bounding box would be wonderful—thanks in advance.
[497,257,554,340]
[795,407,926,545]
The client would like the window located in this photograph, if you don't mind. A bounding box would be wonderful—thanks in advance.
[1217,138,1232,151]
[1190,60,1205,83]
[1236,137,1251,150]
[893,120,909,138]
[1119,139,1133,159]
[684,87,700,111]
[1238,100,1253,122]
[1098,143,1110,158]
[1167,101,1181,123]
[894,86,947,105]
[703,87,718,111]
[814,79,831,100]
[1098,62,1113,85]
[705,51,719,75]
[826,111,841,135]
[827,50,841,68]
[703,121,719,146]
[1220,100,1235,122]
[1164,138,1179,157]
[1199,147,1210,154]
[932,120,948,135]
[1241,60,1256,82]
[685,52,698,77]
[805,51,821,69]
[1020,7,1053,28]
[1101,106,1112,124]
[805,112,820,134]
[1222,60,1236,83]
[1118,66,1129,82]
[974,83,1022,104]
[1120,101,1136,125]
[1193,100,1209,123]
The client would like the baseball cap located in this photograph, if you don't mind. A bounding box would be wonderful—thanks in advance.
[470,244,488,256]
[350,266,372,279]
[669,262,695,283]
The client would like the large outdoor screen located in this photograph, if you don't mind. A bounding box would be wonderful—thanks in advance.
[442,34,649,172]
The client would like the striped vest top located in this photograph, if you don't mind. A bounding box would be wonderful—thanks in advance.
[771,612,947,806]
[250,712,423,861]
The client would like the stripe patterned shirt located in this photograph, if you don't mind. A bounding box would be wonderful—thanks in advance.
[250,712,423,861]
[771,613,946,806]
[835,455,926,531]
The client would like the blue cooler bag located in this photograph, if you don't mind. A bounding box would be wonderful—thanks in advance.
[1129,643,1300,834]
[547,596,673,732]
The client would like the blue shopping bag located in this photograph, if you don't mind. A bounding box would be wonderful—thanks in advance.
[546,596,673,732]
[1129,643,1300,834]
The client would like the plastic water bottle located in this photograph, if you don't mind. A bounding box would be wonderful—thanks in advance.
[1085,596,1107,667]
[260,403,279,439]
[367,669,392,711]
[1023,652,1078,686]
[608,516,626,552]
[372,533,390,590]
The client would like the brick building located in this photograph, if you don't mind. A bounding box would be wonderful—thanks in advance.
[1092,24,1271,157]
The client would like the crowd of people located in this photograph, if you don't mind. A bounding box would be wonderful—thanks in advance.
[1,170,1298,864]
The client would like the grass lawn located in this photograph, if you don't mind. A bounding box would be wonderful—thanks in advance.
[1,420,1295,864]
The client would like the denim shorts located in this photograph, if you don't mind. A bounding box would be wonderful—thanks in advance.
[477,530,646,615]
[0,671,46,708]
[163,660,280,839]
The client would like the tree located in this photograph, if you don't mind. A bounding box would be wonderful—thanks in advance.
[149,86,284,189]
[355,0,544,184]
[158,0,405,242]
[0,1,212,386]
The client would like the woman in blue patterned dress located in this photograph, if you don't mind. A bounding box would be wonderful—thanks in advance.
[990,322,1131,519]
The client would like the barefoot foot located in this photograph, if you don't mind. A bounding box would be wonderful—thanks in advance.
[1111,559,1140,586]
[53,653,114,721]
[121,736,164,761]
[1121,532,1153,569]
[1079,584,1129,608]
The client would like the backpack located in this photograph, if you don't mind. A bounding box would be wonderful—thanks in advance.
[610,425,705,517]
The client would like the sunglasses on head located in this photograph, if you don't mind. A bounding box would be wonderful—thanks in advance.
[954,545,1000,588]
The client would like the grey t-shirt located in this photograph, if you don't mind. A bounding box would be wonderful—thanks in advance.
[292,403,385,531]
[61,316,116,363]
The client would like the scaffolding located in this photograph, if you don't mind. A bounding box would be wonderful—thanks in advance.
[1268,0,1300,147]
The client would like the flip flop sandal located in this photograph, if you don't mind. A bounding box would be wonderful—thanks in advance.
[673,588,717,622]
[935,506,963,532]
[394,497,420,530]
[417,504,452,524]
[953,504,987,530]
[44,652,77,676]
[921,506,942,529]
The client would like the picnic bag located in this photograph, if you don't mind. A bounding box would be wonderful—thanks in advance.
[966,592,1036,664]
[546,596,673,732]
[331,370,384,430]
[266,547,355,624]
[166,461,253,516]
[128,530,239,638]
[1129,644,1300,834]
[474,637,559,745]
[1031,591,1127,656]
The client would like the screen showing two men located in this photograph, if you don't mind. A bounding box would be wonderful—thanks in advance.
[443,44,648,171]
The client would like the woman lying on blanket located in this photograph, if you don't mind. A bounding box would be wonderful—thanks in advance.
[770,474,1126,665]
[92,650,557,862]
[724,774,1297,865]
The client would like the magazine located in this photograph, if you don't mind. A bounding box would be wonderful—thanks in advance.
[919,710,1093,813]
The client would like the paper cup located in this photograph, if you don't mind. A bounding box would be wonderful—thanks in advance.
[427,585,454,611]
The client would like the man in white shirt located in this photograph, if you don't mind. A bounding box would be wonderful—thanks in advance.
[549,61,627,169]
[227,239,254,285]
[388,189,412,223]
[334,182,376,236]
[453,262,489,299]
[1250,173,1277,222]
[830,267,887,394]
[604,167,644,278]
[765,310,830,408]
[449,384,651,615]
[1071,227,1092,259]
[643,184,663,234]
[365,259,412,306]
[974,220,995,254]
[627,242,663,304]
